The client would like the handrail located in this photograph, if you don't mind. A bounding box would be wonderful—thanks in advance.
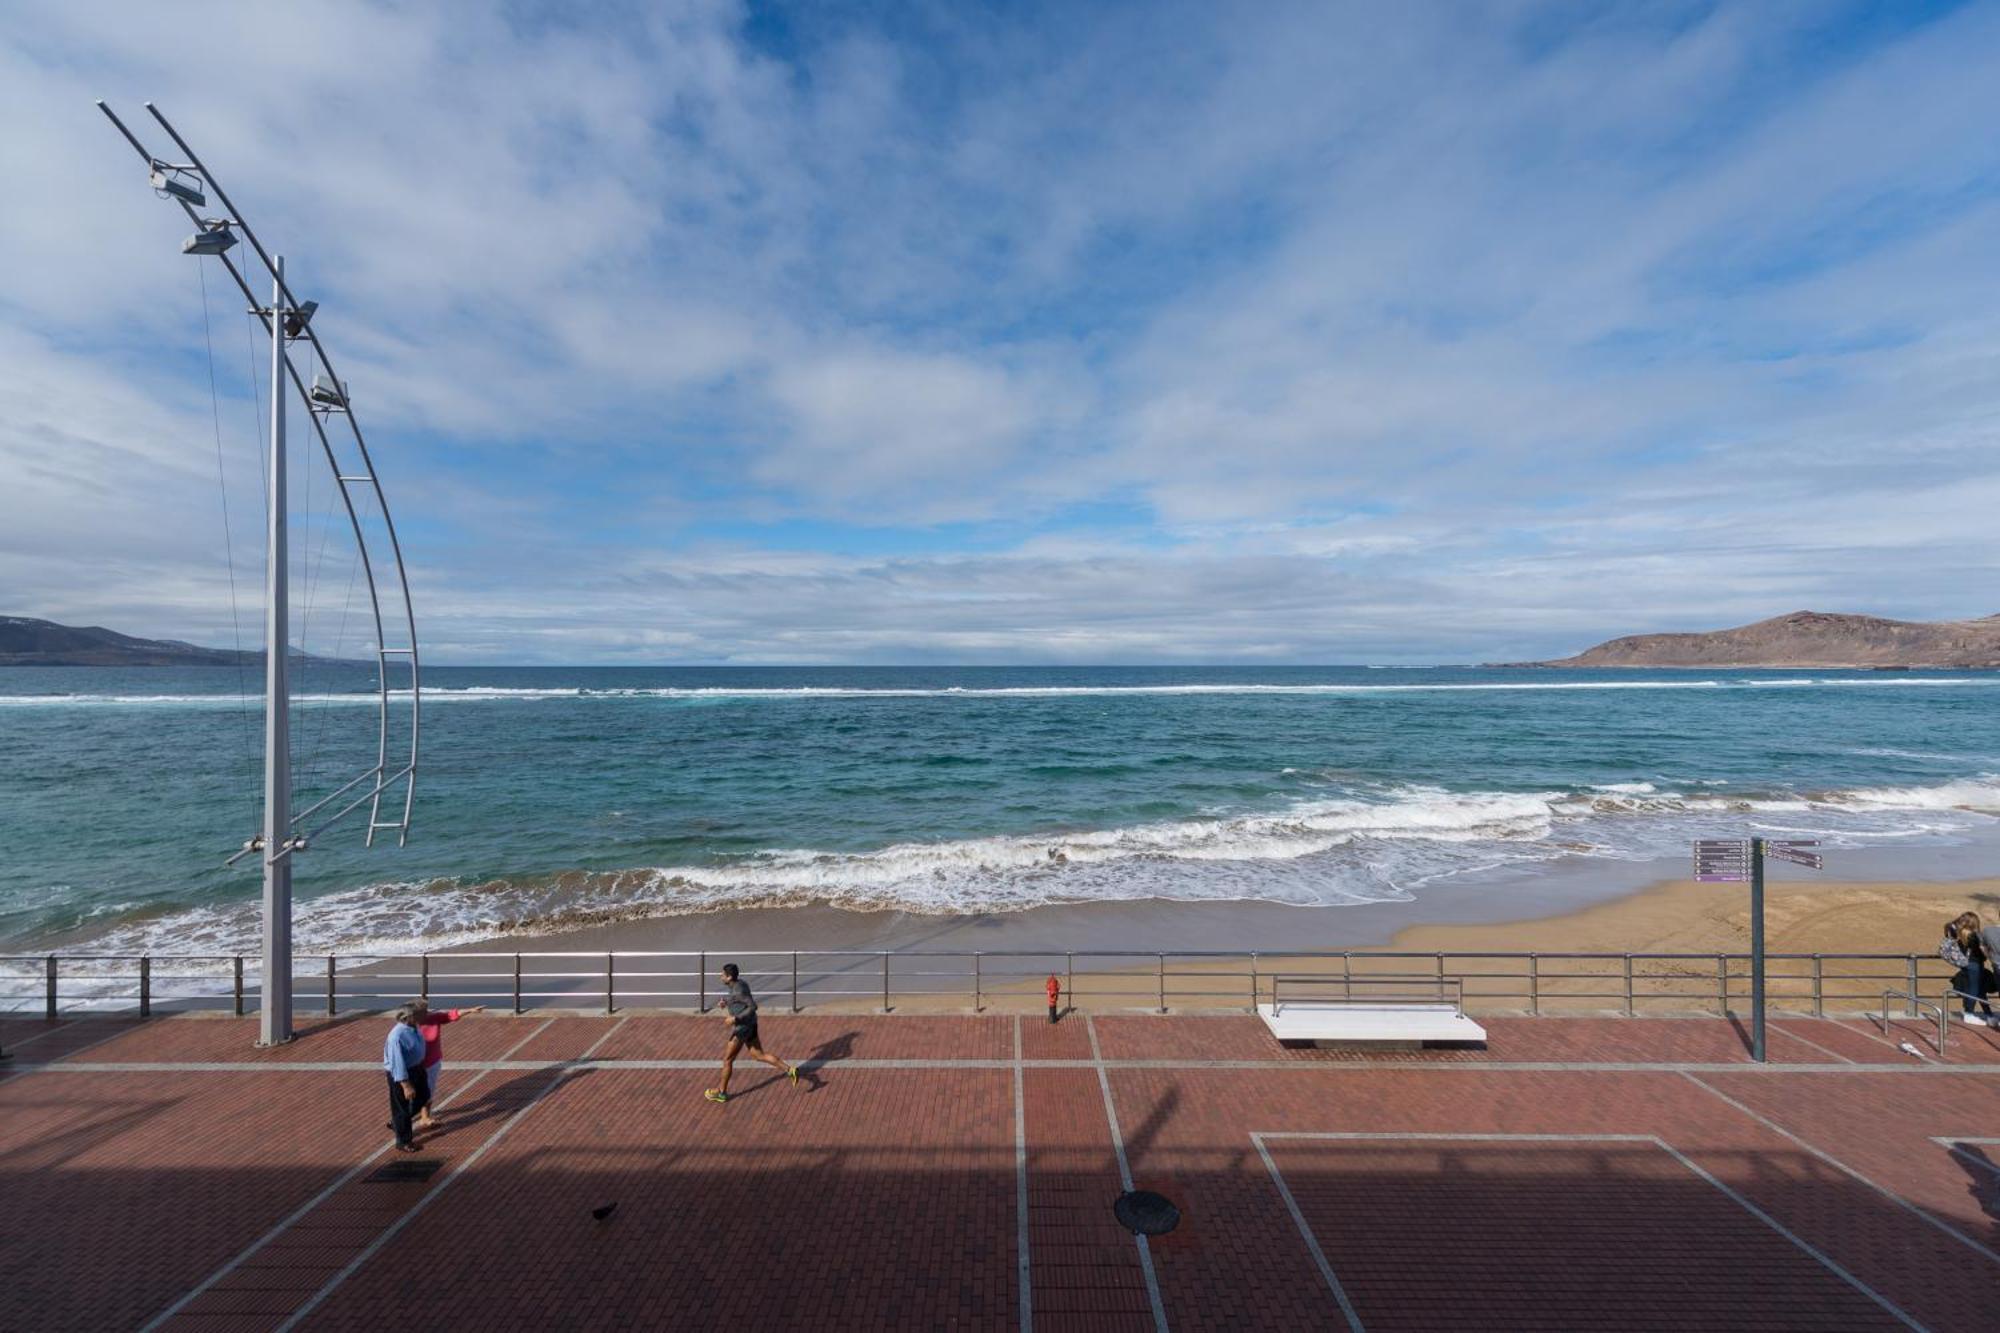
[1877,989,1949,1054]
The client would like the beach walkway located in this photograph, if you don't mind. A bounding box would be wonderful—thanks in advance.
[5,1010,1999,1330]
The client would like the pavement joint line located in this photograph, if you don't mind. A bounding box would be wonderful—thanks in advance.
[276,1062,575,1331]
[1769,1021,1856,1064]
[575,1015,629,1062]
[1681,1071,2000,1268]
[1013,1015,1031,1333]
[1,1019,76,1050]
[493,1015,559,1063]
[20,1057,2000,1075]
[1254,1131,1923,1332]
[1930,1137,2000,1180]
[138,1064,502,1332]
[1249,1133,1366,1333]
[1086,1015,1168,1332]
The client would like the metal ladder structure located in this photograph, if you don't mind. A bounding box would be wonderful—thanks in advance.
[97,102,421,1042]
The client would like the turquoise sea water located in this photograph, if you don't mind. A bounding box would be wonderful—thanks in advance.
[3,664,1997,954]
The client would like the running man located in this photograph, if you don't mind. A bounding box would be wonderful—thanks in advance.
[705,962,798,1103]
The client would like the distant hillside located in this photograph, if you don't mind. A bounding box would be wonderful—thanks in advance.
[0,616,364,667]
[1501,611,2000,669]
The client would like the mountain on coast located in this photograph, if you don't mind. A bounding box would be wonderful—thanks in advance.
[1502,610,2000,669]
[0,616,363,667]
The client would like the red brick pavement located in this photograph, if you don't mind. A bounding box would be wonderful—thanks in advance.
[298,1066,1019,1332]
[1022,1067,1154,1332]
[7,1013,2000,1330]
[1260,1135,1898,1330]
[0,1070,384,1332]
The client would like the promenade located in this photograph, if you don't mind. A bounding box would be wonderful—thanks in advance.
[5,1009,1999,1330]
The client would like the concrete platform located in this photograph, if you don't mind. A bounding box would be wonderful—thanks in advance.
[4,1010,1999,1330]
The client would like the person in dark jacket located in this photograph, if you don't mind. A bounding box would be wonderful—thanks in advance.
[705,963,798,1103]
[1940,913,1995,1026]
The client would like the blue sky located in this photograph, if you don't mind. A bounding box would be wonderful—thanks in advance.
[3,1,1999,663]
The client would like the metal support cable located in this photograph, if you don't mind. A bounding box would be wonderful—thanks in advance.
[197,262,259,824]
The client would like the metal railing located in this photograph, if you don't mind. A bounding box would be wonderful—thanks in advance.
[1270,973,1465,1017]
[1878,989,1950,1054]
[0,949,1965,1022]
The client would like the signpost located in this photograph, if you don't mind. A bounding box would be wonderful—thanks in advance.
[1692,837,1822,1062]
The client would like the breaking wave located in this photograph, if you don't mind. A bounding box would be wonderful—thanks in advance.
[3,675,1997,708]
[60,775,2000,959]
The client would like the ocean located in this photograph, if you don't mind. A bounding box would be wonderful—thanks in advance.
[3,664,1998,957]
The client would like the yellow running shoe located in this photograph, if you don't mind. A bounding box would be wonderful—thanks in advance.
[704,1089,729,1103]
[788,1066,799,1085]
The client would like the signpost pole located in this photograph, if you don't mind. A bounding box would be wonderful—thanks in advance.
[1750,836,1767,1064]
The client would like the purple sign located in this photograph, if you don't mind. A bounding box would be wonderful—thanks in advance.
[1694,838,1750,882]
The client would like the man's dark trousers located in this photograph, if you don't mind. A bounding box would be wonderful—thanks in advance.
[387,1068,430,1147]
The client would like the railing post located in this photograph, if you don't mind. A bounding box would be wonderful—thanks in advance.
[233,955,245,1017]
[1811,955,1823,1018]
[605,953,615,1015]
[1157,953,1166,1013]
[1907,956,1919,1018]
[46,955,56,1021]
[1717,953,1729,1016]
[791,952,799,1014]
[1066,952,1073,1011]
[1250,951,1259,1012]
[512,954,522,1015]
[881,953,890,1013]
[1343,952,1353,1001]
[1623,954,1634,1017]
[974,953,982,1013]
[420,954,430,1003]
[140,955,151,1018]
[698,951,707,1013]
[326,955,336,1016]
[1435,952,1445,1001]
[1529,954,1539,1016]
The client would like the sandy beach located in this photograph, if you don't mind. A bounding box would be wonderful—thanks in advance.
[1390,876,2000,958]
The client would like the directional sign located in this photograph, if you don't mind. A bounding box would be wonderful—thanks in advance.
[1766,844,1823,869]
[1694,839,1751,882]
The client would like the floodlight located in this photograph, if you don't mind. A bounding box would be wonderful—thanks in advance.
[283,300,318,339]
[309,374,349,408]
[149,166,205,207]
[182,221,236,256]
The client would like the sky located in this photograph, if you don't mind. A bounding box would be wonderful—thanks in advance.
[3,0,1999,665]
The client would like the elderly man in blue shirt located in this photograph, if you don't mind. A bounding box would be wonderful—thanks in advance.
[383,1003,430,1151]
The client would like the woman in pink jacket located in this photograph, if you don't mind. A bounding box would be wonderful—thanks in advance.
[412,1000,486,1129]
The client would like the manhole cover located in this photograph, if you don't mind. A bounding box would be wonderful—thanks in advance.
[367,1159,444,1184]
[1113,1189,1181,1236]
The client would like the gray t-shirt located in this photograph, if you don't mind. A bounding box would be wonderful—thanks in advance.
[723,978,758,1022]
[1979,926,2000,973]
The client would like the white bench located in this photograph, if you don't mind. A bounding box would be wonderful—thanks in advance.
[1258,975,1487,1047]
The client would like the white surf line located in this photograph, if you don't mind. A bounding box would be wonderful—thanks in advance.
[277,1057,580,1332]
[137,1017,557,1332]
[1682,1072,2000,1267]
[1086,1016,1169,1332]
[1254,1131,1920,1332]
[1249,1135,1366,1332]
[1013,1016,1032,1333]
